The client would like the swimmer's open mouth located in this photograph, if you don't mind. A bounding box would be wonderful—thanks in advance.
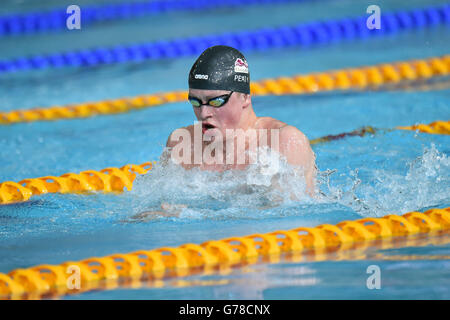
[202,123,216,133]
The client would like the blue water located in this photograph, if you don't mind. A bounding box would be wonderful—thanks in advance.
[0,0,449,299]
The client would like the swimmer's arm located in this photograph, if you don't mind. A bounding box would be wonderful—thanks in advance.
[159,126,193,165]
[278,126,317,197]
[159,129,179,165]
[151,129,189,217]
[130,203,187,221]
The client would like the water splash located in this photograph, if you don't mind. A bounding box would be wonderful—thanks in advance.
[128,147,311,220]
[128,143,449,220]
[319,144,450,217]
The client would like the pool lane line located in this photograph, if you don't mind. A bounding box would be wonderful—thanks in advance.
[397,121,450,135]
[0,120,448,205]
[0,0,315,37]
[310,126,378,145]
[1,54,449,125]
[0,162,155,205]
[52,233,450,300]
[0,207,448,300]
[310,120,450,145]
[1,4,449,75]
[6,229,450,300]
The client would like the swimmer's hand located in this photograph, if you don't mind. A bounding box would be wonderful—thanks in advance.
[160,203,187,216]
[129,203,187,221]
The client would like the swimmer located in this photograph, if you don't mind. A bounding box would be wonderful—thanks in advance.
[134,45,316,220]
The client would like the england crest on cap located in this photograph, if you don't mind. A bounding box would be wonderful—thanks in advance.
[234,58,249,74]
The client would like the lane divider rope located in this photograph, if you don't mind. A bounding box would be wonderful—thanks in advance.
[310,120,450,144]
[397,121,450,134]
[17,231,449,300]
[0,0,313,37]
[0,120,448,205]
[1,4,449,74]
[0,206,448,299]
[0,162,154,205]
[1,54,449,125]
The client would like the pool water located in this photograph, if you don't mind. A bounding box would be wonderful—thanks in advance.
[0,0,449,299]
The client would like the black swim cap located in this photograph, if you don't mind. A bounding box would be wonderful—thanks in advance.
[188,45,250,94]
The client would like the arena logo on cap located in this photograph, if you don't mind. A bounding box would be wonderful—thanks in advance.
[234,58,249,74]
[194,74,209,80]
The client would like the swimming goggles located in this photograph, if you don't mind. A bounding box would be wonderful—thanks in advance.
[188,91,234,108]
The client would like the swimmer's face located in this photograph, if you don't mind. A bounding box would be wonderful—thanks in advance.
[189,89,250,138]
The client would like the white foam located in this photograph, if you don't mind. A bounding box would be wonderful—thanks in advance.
[318,143,450,217]
[127,144,449,220]
[129,147,310,217]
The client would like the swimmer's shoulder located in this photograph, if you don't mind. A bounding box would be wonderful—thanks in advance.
[255,117,288,130]
[256,117,310,145]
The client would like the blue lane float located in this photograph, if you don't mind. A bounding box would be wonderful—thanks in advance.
[0,0,311,37]
[0,4,449,74]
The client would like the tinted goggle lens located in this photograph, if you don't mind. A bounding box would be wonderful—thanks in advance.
[208,97,226,107]
[189,92,233,108]
[189,98,202,108]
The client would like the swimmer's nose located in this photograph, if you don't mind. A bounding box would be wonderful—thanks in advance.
[199,105,213,119]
